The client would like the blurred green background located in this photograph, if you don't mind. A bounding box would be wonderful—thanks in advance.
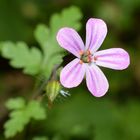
[0,0,140,140]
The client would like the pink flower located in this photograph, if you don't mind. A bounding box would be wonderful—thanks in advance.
[56,18,130,97]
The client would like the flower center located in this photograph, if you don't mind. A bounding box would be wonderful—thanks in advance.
[79,50,92,63]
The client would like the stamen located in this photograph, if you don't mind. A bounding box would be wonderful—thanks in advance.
[79,50,84,56]
[93,56,98,61]
[79,60,83,64]
[86,50,91,55]
[80,50,93,63]
[87,56,90,62]
[87,58,90,63]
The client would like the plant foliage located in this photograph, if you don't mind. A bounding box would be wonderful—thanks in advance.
[0,6,82,79]
[4,98,46,138]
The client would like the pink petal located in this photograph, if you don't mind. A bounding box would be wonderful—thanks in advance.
[60,58,86,88]
[94,48,130,70]
[85,18,107,53]
[57,28,84,58]
[86,64,109,97]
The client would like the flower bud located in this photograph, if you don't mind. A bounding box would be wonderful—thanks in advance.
[46,80,61,102]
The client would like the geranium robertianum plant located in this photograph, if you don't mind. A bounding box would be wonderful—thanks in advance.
[1,6,130,139]
[57,18,130,97]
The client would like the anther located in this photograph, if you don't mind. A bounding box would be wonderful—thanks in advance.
[79,60,83,64]
[86,50,91,55]
[79,50,84,56]
[87,56,92,63]
[93,56,98,61]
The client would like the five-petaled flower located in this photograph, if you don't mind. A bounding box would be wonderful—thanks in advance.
[56,18,130,97]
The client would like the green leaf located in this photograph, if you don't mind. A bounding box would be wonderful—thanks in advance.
[50,6,82,34]
[35,6,82,78]
[35,24,63,79]
[4,98,47,138]
[26,100,46,120]
[6,97,25,110]
[1,41,42,75]
[34,24,50,52]
[4,110,30,138]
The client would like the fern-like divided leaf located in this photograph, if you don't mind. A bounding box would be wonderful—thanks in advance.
[4,98,46,138]
[35,6,82,78]
[1,41,42,75]
[0,6,82,78]
[50,6,82,34]
[5,97,26,110]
